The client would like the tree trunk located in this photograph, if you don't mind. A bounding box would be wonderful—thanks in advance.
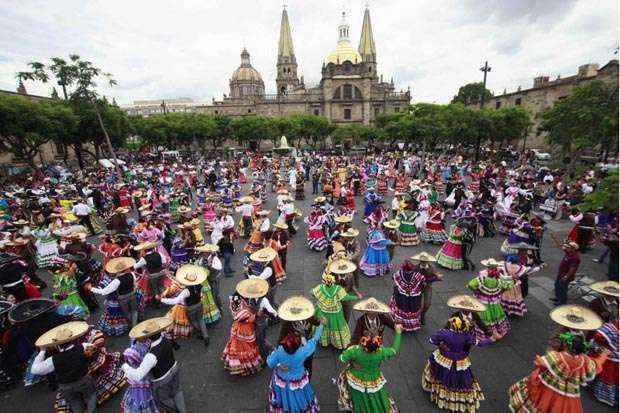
[94,104,123,180]
[73,141,85,169]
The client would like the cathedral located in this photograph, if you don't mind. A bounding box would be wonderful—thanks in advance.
[197,6,411,125]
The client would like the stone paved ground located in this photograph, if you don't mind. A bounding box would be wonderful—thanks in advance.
[2,182,615,412]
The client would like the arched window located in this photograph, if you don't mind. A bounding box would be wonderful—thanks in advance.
[332,84,362,101]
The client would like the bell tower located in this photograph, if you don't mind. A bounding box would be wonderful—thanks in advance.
[276,5,299,95]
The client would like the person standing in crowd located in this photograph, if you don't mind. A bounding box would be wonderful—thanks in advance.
[551,241,581,306]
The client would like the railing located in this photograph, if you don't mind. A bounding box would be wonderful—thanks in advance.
[386,92,410,100]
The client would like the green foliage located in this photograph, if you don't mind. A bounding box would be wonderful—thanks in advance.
[0,94,77,165]
[542,80,619,165]
[451,82,493,105]
[579,169,619,212]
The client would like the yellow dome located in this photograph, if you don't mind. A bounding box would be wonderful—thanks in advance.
[325,41,362,65]
[231,66,263,83]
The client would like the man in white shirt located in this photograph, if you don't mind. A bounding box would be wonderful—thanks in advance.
[72,199,95,235]
[282,198,297,235]
[235,199,254,238]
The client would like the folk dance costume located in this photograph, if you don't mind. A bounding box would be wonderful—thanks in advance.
[338,327,402,413]
[192,251,222,324]
[54,328,126,412]
[133,243,168,307]
[509,329,608,413]
[350,298,395,345]
[423,204,448,243]
[305,209,328,252]
[91,258,139,329]
[120,344,160,413]
[311,272,358,349]
[95,274,130,336]
[159,265,210,345]
[389,261,427,332]
[467,262,514,341]
[363,189,381,218]
[591,321,619,406]
[422,314,485,413]
[222,293,264,376]
[32,227,59,268]
[51,264,90,319]
[122,318,187,413]
[500,258,543,317]
[359,229,392,278]
[436,224,467,270]
[396,209,420,246]
[267,325,324,413]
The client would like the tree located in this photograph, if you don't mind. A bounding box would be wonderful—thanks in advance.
[579,169,619,212]
[451,82,493,105]
[542,80,619,168]
[214,115,233,147]
[289,114,334,148]
[490,107,531,149]
[17,55,118,170]
[0,94,77,167]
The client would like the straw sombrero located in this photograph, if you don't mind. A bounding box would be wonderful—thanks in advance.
[278,296,315,321]
[176,264,208,286]
[250,247,277,263]
[589,281,619,297]
[480,258,503,267]
[115,207,130,214]
[239,196,254,204]
[36,321,89,349]
[256,210,271,216]
[12,219,29,226]
[277,189,289,195]
[411,252,437,262]
[177,206,192,214]
[132,190,143,198]
[314,196,326,203]
[383,220,400,229]
[341,228,360,238]
[447,294,487,312]
[549,305,603,331]
[195,243,219,253]
[335,215,352,224]
[138,204,151,212]
[329,259,357,274]
[129,317,173,340]
[353,297,390,313]
[133,241,158,251]
[105,257,136,274]
[236,278,269,299]
[274,222,288,230]
[510,242,538,250]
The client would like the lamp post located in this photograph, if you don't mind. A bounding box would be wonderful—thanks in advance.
[475,61,491,162]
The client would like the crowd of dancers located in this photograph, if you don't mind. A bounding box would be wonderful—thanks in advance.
[0,149,617,412]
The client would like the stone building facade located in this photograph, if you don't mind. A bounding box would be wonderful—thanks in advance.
[197,6,410,124]
[123,98,199,117]
[467,60,619,148]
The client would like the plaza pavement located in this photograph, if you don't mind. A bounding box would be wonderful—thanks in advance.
[2,181,615,412]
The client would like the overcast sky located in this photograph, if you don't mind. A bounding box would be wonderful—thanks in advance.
[0,0,617,105]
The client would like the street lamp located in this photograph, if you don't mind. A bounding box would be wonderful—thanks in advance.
[475,61,491,162]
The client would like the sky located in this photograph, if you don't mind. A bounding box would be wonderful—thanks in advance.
[0,0,617,105]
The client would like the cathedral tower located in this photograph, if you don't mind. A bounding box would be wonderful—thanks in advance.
[358,6,377,77]
[276,6,299,95]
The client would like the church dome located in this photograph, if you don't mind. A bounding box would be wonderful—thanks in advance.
[325,11,362,65]
[230,48,264,98]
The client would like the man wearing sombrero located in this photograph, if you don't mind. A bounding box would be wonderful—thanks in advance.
[91,257,139,328]
[552,240,581,306]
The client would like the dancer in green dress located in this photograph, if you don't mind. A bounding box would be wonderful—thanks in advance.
[311,269,360,349]
[397,207,420,246]
[338,325,403,412]
[52,260,90,318]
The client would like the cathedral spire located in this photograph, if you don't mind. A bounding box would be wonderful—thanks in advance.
[358,5,376,63]
[278,6,295,59]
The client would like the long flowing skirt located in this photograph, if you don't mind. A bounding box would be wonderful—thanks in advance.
[422,358,484,413]
[315,308,351,350]
[120,383,160,413]
[423,221,448,244]
[166,305,192,339]
[97,299,130,336]
[202,285,221,325]
[398,223,420,246]
[501,285,527,317]
[389,293,422,332]
[359,247,392,278]
[268,371,320,413]
[307,229,328,252]
[478,302,510,339]
[436,241,463,270]
[337,370,397,413]
[35,240,59,268]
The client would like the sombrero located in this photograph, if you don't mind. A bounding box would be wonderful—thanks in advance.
[138,204,151,211]
[105,257,136,274]
[236,278,269,299]
[510,242,538,250]
[341,228,360,238]
[250,247,277,263]
[11,219,29,226]
[8,298,57,323]
[447,294,487,312]
[133,241,158,251]
[353,297,390,313]
[274,222,289,230]
[256,210,271,216]
[563,240,579,250]
[129,317,173,340]
[177,206,192,214]
[239,196,254,204]
[36,321,89,349]
[383,220,400,229]
[10,237,30,246]
[314,196,326,203]
[411,252,437,262]
[329,259,357,274]
[132,190,143,198]
[335,215,352,224]
[549,305,603,331]
[0,300,13,316]
[175,264,208,286]
[589,281,619,297]
[278,296,315,321]
[195,243,219,253]
[277,189,289,195]
[480,258,503,267]
[115,207,130,214]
